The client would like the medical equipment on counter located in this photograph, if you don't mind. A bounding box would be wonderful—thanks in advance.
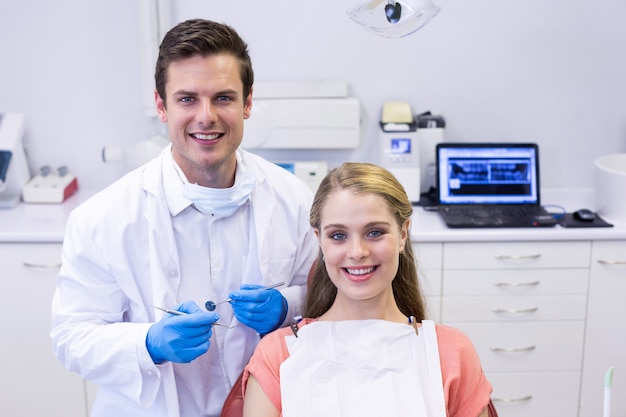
[379,103,445,203]
[0,113,30,208]
[416,111,445,195]
[275,161,328,193]
[22,165,78,203]
[150,305,233,328]
[379,101,421,203]
[242,80,361,149]
[204,281,285,311]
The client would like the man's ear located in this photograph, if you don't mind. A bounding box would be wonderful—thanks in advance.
[155,90,168,123]
[243,87,253,120]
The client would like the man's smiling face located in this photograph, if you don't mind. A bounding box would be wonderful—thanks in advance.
[155,53,252,188]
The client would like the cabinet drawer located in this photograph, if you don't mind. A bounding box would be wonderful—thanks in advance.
[414,243,442,297]
[488,372,580,417]
[443,268,589,296]
[3,243,64,270]
[443,241,591,269]
[450,322,584,372]
[419,269,442,296]
[442,295,587,322]
[413,242,442,270]
[592,240,626,264]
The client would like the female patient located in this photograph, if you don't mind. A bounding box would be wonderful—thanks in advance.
[241,162,494,417]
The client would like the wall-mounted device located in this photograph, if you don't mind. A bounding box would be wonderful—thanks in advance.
[275,161,328,193]
[0,113,30,208]
[102,135,169,167]
[379,101,421,203]
[242,80,361,149]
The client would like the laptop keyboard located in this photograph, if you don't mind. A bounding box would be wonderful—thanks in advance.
[440,205,546,219]
[438,205,554,227]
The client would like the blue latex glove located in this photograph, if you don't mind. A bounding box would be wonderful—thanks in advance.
[229,284,288,335]
[146,301,219,364]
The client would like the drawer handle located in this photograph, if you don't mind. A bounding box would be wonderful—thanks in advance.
[23,261,62,269]
[495,254,541,260]
[494,281,541,287]
[490,345,536,353]
[492,307,539,314]
[493,395,533,403]
[598,259,626,265]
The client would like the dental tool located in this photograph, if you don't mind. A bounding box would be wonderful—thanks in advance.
[204,281,285,311]
[150,305,234,328]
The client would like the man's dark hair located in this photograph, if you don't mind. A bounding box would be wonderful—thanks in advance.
[155,19,254,108]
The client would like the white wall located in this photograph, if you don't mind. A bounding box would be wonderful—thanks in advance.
[2,0,625,192]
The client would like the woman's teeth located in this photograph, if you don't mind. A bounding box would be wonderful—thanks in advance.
[345,266,375,275]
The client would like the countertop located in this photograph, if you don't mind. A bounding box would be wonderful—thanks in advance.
[0,188,624,243]
[411,188,626,242]
[0,189,92,243]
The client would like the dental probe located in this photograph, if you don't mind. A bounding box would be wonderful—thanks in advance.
[150,305,233,328]
[204,281,286,311]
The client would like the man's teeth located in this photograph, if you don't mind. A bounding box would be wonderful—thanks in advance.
[346,267,375,275]
[194,133,220,140]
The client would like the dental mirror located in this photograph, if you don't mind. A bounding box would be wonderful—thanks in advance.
[205,282,285,311]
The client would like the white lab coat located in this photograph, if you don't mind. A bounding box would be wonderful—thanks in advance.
[50,147,318,417]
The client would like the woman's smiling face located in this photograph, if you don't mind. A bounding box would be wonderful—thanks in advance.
[315,189,409,304]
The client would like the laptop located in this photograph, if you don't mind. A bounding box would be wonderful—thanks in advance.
[435,143,557,228]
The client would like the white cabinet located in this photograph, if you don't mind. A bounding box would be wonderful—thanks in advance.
[413,242,442,322]
[440,241,591,417]
[580,240,626,417]
[0,243,87,417]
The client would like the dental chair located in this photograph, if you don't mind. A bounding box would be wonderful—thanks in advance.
[220,371,245,417]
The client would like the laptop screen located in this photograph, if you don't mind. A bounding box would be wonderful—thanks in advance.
[436,143,541,205]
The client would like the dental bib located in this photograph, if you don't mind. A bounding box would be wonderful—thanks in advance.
[181,162,256,218]
[280,320,446,417]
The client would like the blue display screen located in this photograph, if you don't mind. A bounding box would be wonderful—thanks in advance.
[0,151,11,182]
[391,138,411,154]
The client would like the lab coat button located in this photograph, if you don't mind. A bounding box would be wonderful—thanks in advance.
[168,270,178,278]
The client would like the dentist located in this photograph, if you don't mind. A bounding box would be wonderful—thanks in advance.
[50,19,317,417]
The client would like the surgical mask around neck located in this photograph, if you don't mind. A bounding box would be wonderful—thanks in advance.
[182,164,256,218]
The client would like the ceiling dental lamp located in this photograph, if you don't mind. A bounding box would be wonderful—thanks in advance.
[347,0,440,38]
